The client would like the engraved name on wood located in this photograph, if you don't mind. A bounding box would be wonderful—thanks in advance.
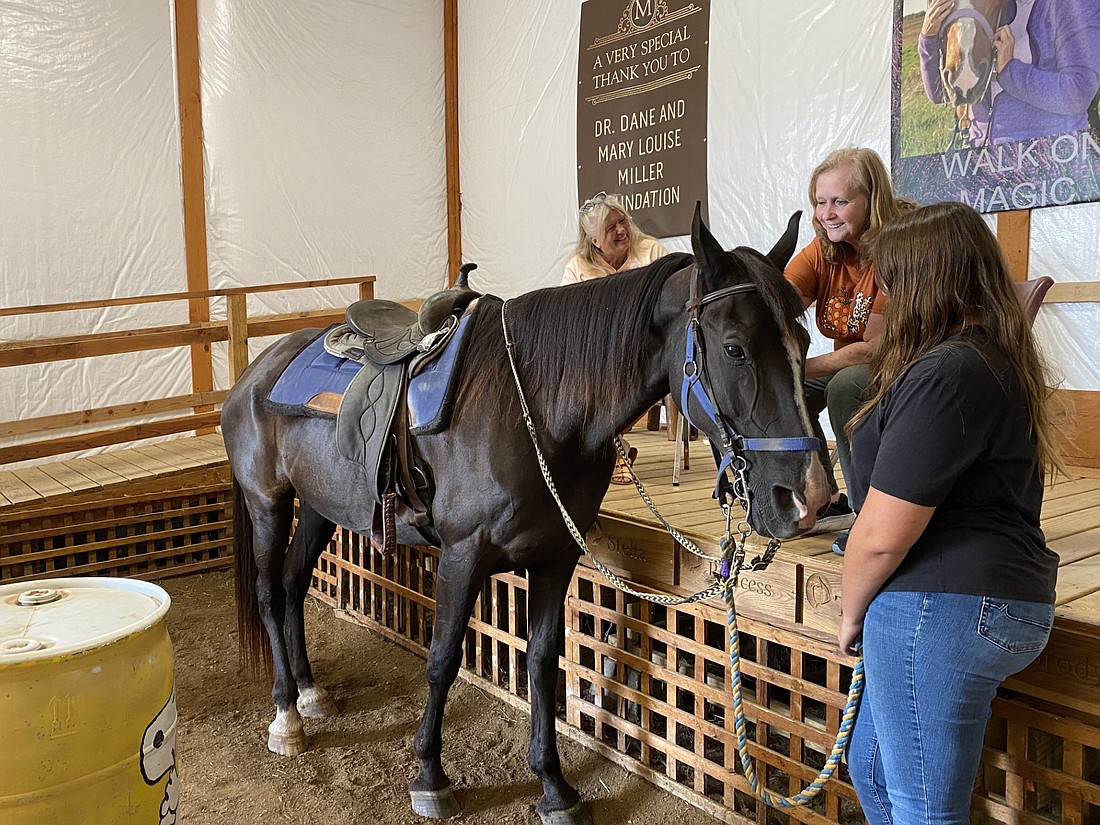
[582,515,676,592]
[678,542,799,623]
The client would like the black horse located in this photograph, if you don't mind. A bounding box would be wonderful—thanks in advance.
[223,208,829,824]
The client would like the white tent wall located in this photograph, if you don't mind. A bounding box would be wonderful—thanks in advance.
[1,0,448,462]
[457,1,1100,405]
[198,0,449,380]
[0,0,191,425]
[2,0,1097,463]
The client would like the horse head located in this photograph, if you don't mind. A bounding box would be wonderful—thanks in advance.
[680,206,829,539]
[939,0,1005,107]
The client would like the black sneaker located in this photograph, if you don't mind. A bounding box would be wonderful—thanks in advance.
[832,532,848,555]
[806,494,855,535]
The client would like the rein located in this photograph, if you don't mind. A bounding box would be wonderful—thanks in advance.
[500,277,863,810]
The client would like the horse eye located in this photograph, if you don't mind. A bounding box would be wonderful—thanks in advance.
[724,344,746,360]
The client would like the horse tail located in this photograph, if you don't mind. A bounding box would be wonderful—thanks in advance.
[233,475,272,678]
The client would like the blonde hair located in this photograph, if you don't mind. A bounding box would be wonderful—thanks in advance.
[849,201,1067,479]
[808,147,917,268]
[574,193,652,270]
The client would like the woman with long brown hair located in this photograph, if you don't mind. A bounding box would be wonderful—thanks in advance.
[838,201,1064,824]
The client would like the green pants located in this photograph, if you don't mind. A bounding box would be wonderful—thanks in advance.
[804,363,870,496]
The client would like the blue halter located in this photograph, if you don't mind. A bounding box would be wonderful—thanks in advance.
[678,280,821,499]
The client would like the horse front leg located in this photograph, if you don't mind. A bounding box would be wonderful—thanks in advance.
[409,550,491,818]
[250,506,308,756]
[282,500,339,720]
[527,562,591,825]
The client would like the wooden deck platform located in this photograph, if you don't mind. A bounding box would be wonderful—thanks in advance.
[0,434,232,583]
[3,427,1097,632]
[602,427,1100,629]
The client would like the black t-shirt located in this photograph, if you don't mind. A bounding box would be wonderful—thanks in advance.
[849,328,1058,603]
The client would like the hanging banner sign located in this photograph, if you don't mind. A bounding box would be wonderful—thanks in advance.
[577,0,711,238]
[890,0,1100,213]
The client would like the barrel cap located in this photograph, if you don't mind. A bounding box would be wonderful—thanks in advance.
[0,578,170,663]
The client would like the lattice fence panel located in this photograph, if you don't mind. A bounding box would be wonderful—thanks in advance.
[310,532,1100,825]
[974,695,1100,824]
[312,533,542,697]
[564,566,862,825]
[0,477,232,583]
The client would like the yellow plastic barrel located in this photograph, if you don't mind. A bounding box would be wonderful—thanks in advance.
[0,578,178,825]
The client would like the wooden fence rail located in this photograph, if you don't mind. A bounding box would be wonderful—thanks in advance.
[0,277,375,467]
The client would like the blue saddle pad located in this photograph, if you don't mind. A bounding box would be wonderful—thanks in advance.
[268,327,362,412]
[408,310,474,434]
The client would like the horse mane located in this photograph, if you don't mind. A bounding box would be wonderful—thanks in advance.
[454,248,804,448]
[456,253,692,442]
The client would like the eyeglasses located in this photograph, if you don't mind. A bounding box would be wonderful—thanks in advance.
[580,191,608,213]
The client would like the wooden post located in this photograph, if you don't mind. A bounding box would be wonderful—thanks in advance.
[226,293,250,385]
[175,0,215,429]
[997,209,1031,281]
[358,280,374,302]
[444,0,462,286]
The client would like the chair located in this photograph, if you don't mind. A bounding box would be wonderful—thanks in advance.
[1015,276,1054,324]
[641,396,693,485]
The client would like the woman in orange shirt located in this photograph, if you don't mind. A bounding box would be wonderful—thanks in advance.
[785,147,916,550]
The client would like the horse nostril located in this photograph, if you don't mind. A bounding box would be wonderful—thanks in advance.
[772,485,803,519]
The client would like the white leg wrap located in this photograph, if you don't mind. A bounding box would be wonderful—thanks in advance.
[296,685,338,718]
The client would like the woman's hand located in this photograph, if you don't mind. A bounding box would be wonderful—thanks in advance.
[993,26,1015,73]
[838,613,863,657]
[921,0,954,37]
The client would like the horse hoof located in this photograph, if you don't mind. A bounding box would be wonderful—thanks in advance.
[267,727,307,756]
[538,802,593,825]
[297,686,338,718]
[409,785,461,819]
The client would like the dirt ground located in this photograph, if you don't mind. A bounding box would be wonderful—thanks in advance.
[163,569,725,825]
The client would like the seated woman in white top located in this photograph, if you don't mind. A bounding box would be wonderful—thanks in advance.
[562,192,670,284]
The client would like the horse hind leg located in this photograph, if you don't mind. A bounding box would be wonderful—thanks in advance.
[282,499,339,719]
[248,499,310,756]
[526,563,591,825]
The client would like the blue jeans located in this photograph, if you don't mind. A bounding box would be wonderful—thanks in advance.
[849,591,1054,825]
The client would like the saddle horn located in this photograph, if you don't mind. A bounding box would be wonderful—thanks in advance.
[456,262,477,290]
[417,262,482,335]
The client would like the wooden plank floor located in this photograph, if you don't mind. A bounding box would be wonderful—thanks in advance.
[0,433,229,514]
[603,427,1100,628]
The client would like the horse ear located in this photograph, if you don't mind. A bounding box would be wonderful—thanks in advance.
[766,211,802,272]
[690,201,727,282]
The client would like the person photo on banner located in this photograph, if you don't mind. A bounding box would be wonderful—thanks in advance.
[919,0,1100,147]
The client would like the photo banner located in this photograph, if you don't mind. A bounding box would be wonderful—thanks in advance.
[891,0,1100,213]
[577,0,710,238]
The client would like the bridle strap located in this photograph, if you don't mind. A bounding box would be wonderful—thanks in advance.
[680,276,820,499]
[740,436,823,451]
[699,282,756,308]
